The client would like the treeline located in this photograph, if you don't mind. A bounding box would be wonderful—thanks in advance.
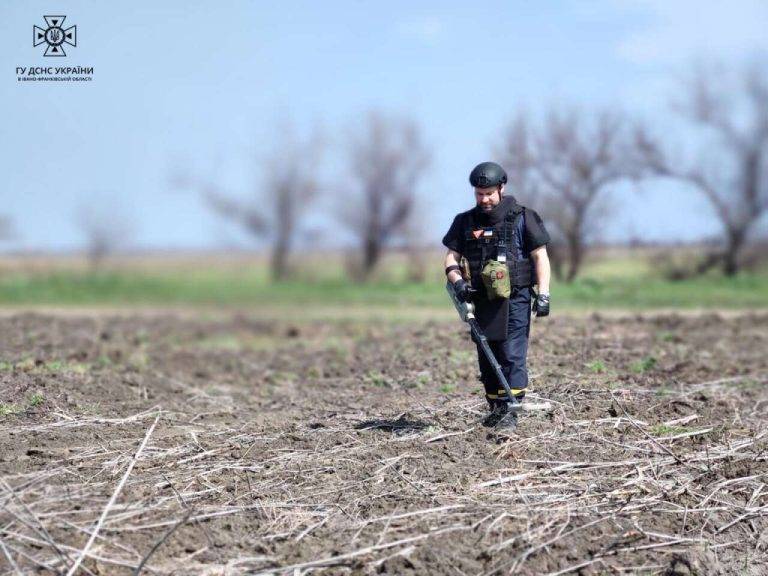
[193,60,765,283]
[502,61,768,281]
[175,112,432,282]
[8,60,763,283]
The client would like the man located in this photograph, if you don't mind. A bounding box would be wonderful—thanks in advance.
[442,161,551,429]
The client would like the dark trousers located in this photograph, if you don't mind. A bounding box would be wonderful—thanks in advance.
[475,288,532,402]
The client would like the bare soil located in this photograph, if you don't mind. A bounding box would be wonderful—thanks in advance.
[1,311,767,575]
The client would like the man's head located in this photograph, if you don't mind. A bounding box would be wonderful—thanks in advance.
[469,162,507,212]
[474,185,503,211]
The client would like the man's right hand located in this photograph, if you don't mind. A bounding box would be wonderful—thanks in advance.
[453,279,476,303]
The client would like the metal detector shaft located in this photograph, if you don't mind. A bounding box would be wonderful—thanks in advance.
[467,318,519,408]
[446,282,520,409]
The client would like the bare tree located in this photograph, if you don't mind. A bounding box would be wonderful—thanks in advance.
[203,126,323,281]
[342,111,430,281]
[501,114,567,279]
[636,61,768,276]
[75,203,135,271]
[501,108,647,282]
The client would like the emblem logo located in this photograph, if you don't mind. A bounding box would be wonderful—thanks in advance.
[33,16,77,57]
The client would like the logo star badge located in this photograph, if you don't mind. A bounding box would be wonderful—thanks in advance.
[33,15,77,57]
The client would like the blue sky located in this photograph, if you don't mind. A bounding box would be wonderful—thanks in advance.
[2,1,767,252]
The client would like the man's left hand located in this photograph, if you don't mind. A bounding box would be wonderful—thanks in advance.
[533,293,550,317]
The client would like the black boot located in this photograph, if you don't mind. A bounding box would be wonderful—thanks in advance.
[483,400,520,431]
[482,401,506,427]
[494,401,519,431]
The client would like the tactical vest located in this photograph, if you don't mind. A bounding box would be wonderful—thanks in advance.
[463,205,536,294]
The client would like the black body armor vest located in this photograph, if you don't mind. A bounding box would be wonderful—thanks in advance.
[463,205,536,297]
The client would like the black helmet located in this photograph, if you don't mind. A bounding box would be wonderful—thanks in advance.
[469,162,507,188]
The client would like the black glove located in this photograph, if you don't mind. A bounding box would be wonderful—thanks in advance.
[533,293,550,317]
[453,279,476,303]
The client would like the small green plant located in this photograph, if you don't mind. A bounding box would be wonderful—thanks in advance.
[21,360,91,374]
[195,334,242,350]
[268,370,297,385]
[658,331,676,343]
[631,356,657,373]
[0,403,20,416]
[28,392,44,407]
[650,424,688,436]
[95,355,113,368]
[134,329,150,345]
[366,372,389,387]
[64,362,89,375]
[587,359,608,374]
[439,383,456,394]
[80,402,101,415]
[127,351,149,371]
[45,360,65,371]
[0,361,12,371]
[416,372,431,388]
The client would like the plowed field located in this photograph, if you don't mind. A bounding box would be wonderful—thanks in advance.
[1,311,766,575]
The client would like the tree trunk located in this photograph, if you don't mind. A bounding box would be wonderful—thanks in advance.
[565,233,584,283]
[362,234,381,280]
[270,232,290,281]
[547,242,565,281]
[722,229,745,277]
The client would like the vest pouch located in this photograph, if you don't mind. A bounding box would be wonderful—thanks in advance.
[481,260,511,300]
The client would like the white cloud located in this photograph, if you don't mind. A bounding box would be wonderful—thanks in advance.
[613,0,768,64]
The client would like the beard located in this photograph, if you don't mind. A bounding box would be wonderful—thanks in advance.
[478,201,499,212]
[475,195,516,225]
